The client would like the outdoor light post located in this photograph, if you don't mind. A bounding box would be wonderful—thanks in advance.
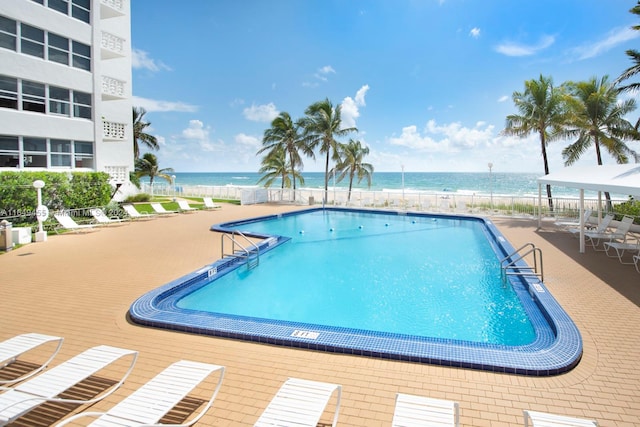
[488,162,494,208]
[33,179,48,242]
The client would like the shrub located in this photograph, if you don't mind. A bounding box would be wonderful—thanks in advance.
[0,171,113,223]
[124,193,151,203]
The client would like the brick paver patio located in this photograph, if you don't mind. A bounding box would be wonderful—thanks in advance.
[1,203,639,426]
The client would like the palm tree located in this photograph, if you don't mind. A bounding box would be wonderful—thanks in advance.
[257,146,296,189]
[133,107,159,159]
[301,98,357,204]
[562,75,638,206]
[334,139,374,202]
[615,2,640,95]
[135,153,174,192]
[502,75,569,211]
[258,112,312,200]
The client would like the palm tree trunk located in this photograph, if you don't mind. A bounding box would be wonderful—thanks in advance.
[323,149,330,204]
[540,134,554,212]
[594,139,613,210]
[289,151,296,202]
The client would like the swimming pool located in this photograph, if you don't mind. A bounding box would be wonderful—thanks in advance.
[130,208,582,375]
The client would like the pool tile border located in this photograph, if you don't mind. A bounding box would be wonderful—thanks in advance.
[129,207,582,376]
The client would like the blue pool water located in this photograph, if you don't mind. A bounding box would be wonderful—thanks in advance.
[130,208,583,375]
[177,211,535,346]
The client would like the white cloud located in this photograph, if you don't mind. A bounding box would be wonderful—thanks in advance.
[243,103,279,122]
[355,85,370,106]
[497,95,509,103]
[235,133,261,148]
[571,26,640,60]
[304,65,336,86]
[495,35,555,56]
[389,120,495,153]
[132,96,198,113]
[341,85,370,129]
[131,48,171,72]
[469,27,481,38]
[181,120,211,141]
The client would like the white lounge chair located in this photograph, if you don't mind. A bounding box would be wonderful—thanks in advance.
[568,213,614,237]
[56,360,225,427]
[634,254,640,273]
[151,203,179,215]
[90,208,127,226]
[392,393,460,427]
[0,333,63,385]
[0,345,137,425]
[523,410,598,426]
[53,213,99,234]
[254,378,342,427]
[604,237,640,264]
[583,215,634,250]
[202,197,220,210]
[555,208,593,229]
[122,204,157,220]
[177,200,198,213]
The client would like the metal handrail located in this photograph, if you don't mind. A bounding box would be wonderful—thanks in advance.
[221,230,260,268]
[500,243,544,283]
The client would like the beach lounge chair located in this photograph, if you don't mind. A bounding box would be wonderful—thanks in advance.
[555,208,593,229]
[523,410,598,426]
[122,204,157,220]
[0,345,137,425]
[604,236,640,264]
[53,213,99,234]
[0,333,63,385]
[177,200,198,213]
[634,254,640,273]
[202,197,221,209]
[568,213,614,238]
[151,203,179,215]
[55,360,225,427]
[392,393,460,427]
[90,208,127,226]
[582,215,634,250]
[254,378,342,427]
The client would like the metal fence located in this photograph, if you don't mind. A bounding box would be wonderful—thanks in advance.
[141,183,630,219]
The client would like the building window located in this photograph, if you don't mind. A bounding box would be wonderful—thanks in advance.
[74,140,93,168]
[0,16,16,51]
[22,80,46,113]
[0,135,19,167]
[72,40,91,71]
[0,76,18,109]
[73,91,91,119]
[0,75,92,119]
[23,137,47,168]
[48,0,68,15]
[49,86,70,116]
[51,139,71,166]
[48,32,69,65]
[20,24,45,58]
[71,0,90,24]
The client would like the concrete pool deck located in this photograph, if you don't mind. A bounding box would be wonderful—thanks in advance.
[1,203,639,426]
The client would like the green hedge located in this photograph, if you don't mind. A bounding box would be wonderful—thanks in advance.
[0,171,112,222]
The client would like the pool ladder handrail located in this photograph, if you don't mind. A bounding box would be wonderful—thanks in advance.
[221,231,260,270]
[500,242,544,284]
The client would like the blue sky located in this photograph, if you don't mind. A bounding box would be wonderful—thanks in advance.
[131,0,640,174]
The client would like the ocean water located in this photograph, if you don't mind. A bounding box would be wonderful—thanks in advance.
[163,171,588,198]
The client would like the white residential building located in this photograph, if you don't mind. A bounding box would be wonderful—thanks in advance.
[0,0,133,185]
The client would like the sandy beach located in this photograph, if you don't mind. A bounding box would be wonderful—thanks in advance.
[1,202,639,426]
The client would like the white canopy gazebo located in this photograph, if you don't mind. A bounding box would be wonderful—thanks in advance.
[538,164,640,253]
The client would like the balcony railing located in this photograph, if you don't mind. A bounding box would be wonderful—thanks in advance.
[101,76,126,100]
[100,0,125,19]
[101,31,125,59]
[102,121,126,140]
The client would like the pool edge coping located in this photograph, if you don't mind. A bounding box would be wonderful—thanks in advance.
[129,207,583,376]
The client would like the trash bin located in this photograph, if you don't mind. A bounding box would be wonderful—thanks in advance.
[308,196,315,206]
[0,220,13,251]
